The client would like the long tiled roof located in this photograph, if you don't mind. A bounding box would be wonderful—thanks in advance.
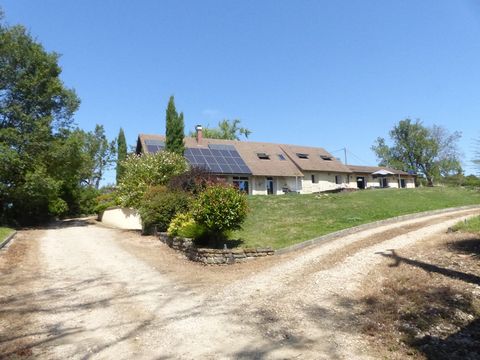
[137,134,304,177]
[280,144,352,173]
[137,134,413,178]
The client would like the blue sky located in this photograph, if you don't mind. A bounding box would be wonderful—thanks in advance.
[2,0,480,183]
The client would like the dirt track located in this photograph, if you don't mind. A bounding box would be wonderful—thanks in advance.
[0,208,478,359]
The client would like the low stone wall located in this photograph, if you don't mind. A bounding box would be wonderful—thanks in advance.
[157,232,274,264]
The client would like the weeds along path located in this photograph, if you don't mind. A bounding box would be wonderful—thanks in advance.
[0,208,478,359]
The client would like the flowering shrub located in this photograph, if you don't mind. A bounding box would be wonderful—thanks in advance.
[117,152,187,208]
[192,184,248,242]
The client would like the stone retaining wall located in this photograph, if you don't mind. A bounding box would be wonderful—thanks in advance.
[157,232,274,264]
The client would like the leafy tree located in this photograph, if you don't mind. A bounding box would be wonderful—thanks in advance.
[165,96,185,154]
[0,14,80,224]
[116,152,187,208]
[189,119,251,140]
[372,119,462,186]
[116,127,127,184]
[82,125,116,189]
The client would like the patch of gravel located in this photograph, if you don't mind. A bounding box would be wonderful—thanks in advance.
[0,209,478,359]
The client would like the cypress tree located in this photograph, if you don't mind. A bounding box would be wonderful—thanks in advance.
[165,96,185,155]
[116,127,127,184]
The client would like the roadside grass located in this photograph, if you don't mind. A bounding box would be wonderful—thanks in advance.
[453,215,480,234]
[234,187,480,249]
[0,227,14,244]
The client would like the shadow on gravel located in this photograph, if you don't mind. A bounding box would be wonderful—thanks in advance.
[447,238,480,258]
[0,273,198,359]
[377,249,480,286]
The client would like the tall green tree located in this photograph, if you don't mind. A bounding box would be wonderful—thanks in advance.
[116,127,127,184]
[189,119,251,140]
[372,119,462,186]
[83,125,116,189]
[165,96,185,154]
[0,14,81,224]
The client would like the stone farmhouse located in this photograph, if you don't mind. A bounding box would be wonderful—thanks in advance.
[136,126,416,195]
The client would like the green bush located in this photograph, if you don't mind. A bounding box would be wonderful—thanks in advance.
[192,184,248,244]
[94,191,118,216]
[138,186,192,234]
[48,198,68,217]
[167,212,205,239]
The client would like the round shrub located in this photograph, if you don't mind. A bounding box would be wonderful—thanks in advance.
[167,212,205,239]
[139,186,192,234]
[192,184,248,241]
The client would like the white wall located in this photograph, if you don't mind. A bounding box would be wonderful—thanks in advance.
[300,172,347,194]
[101,207,142,230]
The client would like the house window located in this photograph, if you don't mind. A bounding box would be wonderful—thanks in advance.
[311,174,318,183]
[233,176,249,194]
[335,175,342,184]
[296,153,309,159]
[320,155,333,161]
[277,154,286,160]
[257,152,270,160]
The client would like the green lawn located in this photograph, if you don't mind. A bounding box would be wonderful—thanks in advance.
[233,187,480,249]
[0,227,14,244]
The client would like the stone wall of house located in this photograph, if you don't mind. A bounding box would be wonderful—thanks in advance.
[157,232,274,264]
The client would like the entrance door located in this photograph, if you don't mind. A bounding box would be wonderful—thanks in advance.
[356,177,366,189]
[266,177,274,195]
[400,179,406,188]
[380,177,388,188]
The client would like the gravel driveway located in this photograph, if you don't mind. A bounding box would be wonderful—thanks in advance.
[0,208,478,359]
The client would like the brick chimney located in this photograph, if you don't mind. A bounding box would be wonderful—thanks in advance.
[195,125,203,144]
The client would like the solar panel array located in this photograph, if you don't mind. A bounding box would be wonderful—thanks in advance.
[145,139,165,153]
[184,147,251,174]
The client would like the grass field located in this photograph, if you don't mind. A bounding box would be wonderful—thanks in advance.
[234,187,480,249]
[0,227,14,244]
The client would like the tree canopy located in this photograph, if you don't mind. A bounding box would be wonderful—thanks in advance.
[0,14,115,224]
[165,96,185,155]
[372,119,462,186]
[189,119,251,140]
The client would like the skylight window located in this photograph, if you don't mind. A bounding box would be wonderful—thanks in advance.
[277,154,286,160]
[257,152,270,160]
[296,153,309,159]
[320,155,333,161]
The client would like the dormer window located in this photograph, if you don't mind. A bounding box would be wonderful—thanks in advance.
[296,153,309,159]
[277,154,286,160]
[320,155,333,161]
[257,152,270,160]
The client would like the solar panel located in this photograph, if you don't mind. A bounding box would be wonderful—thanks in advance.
[146,144,163,153]
[145,139,165,153]
[185,147,251,175]
[145,139,165,146]
[208,144,236,151]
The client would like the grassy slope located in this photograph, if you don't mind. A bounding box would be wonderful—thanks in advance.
[234,187,480,249]
[0,227,14,244]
